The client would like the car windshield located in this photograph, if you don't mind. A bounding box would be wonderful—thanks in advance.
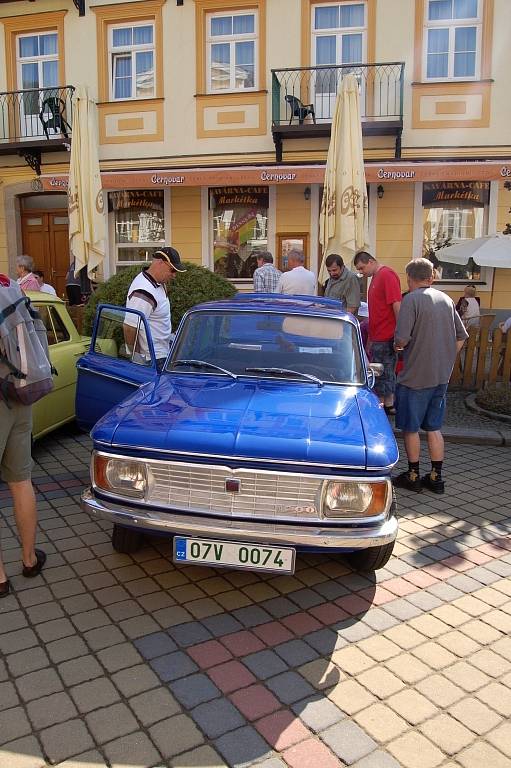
[167,310,364,384]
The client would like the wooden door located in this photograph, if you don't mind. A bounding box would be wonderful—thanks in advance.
[21,210,69,298]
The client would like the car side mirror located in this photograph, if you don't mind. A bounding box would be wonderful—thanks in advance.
[367,362,383,389]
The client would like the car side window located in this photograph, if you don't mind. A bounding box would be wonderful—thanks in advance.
[94,306,154,366]
[35,304,70,346]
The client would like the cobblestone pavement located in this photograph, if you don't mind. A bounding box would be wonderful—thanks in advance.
[1,426,510,768]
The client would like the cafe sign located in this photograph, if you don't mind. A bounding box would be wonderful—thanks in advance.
[422,181,490,207]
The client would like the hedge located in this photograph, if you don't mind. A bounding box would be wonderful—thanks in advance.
[83,262,236,335]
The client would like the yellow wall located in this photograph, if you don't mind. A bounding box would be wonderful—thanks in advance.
[0,198,6,275]
[0,168,35,274]
[375,184,415,290]
[170,188,202,265]
[275,186,309,232]
[492,180,511,308]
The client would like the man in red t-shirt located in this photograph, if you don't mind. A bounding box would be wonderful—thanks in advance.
[354,251,402,414]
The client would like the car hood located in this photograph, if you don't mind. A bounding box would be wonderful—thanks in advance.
[92,375,397,471]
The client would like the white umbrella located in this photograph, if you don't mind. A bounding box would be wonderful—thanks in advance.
[68,86,105,279]
[319,73,370,284]
[435,234,511,268]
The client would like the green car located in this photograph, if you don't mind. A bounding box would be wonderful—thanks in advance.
[26,291,92,440]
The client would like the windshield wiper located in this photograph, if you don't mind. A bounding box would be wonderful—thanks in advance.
[245,367,323,387]
[172,359,237,379]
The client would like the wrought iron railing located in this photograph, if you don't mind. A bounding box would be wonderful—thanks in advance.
[0,85,74,144]
[271,63,404,126]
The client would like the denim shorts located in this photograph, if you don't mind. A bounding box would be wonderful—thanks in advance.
[370,340,397,398]
[395,383,448,433]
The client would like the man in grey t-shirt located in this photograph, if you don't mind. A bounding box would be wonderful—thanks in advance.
[393,258,468,495]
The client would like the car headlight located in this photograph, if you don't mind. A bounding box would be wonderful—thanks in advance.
[323,480,388,518]
[93,454,151,499]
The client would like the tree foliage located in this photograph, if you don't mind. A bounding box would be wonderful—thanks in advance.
[83,262,236,335]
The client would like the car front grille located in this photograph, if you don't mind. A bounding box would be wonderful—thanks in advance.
[147,461,323,523]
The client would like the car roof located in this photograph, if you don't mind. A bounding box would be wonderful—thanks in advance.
[25,291,65,305]
[191,294,355,321]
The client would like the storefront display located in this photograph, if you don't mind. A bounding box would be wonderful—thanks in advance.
[109,190,165,268]
[422,181,489,281]
[211,186,268,279]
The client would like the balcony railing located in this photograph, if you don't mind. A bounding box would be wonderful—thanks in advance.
[0,85,75,173]
[271,62,404,161]
[0,85,74,144]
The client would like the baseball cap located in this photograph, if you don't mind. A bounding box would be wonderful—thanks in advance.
[153,247,186,272]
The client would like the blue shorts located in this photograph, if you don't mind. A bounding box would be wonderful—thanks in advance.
[395,383,448,433]
[370,340,396,398]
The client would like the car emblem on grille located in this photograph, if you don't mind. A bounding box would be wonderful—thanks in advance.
[225,478,240,493]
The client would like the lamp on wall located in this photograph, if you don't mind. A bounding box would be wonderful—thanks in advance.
[304,186,311,201]
[377,184,385,199]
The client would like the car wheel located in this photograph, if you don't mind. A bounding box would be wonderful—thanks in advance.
[344,540,395,572]
[111,524,143,554]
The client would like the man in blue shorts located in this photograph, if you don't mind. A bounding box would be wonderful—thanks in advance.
[393,258,468,494]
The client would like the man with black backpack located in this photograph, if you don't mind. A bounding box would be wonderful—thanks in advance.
[0,275,47,598]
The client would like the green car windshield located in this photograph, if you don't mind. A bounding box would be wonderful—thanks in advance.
[168,311,364,384]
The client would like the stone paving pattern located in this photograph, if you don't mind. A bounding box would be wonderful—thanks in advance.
[0,425,510,767]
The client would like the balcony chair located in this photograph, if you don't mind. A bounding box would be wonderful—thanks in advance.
[284,94,316,125]
[39,96,71,140]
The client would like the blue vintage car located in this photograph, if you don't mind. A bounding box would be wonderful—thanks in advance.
[76,294,399,574]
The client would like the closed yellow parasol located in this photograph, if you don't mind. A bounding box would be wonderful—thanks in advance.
[68,86,105,279]
[319,73,370,283]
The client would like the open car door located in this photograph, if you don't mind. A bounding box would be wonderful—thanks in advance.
[75,304,159,432]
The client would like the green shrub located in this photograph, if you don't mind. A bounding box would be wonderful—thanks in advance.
[83,262,236,335]
[475,383,511,416]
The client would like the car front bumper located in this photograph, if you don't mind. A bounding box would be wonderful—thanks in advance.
[81,488,398,550]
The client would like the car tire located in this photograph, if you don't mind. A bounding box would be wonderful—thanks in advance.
[344,540,395,572]
[111,524,143,554]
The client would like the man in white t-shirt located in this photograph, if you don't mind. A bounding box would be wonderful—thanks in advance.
[276,250,316,296]
[33,271,57,296]
[125,247,186,371]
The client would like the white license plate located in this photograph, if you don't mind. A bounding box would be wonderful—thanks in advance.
[173,537,295,574]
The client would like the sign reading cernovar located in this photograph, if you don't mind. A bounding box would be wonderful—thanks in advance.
[39,161,511,191]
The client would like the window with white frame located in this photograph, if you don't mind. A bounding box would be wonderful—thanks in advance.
[17,32,59,131]
[424,0,482,80]
[422,181,490,282]
[109,22,155,100]
[109,190,165,270]
[206,11,257,92]
[311,3,366,119]
[312,3,366,68]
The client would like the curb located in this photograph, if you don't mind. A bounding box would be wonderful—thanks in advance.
[392,424,511,447]
[465,392,511,424]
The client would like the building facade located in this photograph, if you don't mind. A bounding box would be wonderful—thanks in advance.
[1,0,510,307]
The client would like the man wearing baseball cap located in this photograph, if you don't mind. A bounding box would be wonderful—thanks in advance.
[125,247,186,371]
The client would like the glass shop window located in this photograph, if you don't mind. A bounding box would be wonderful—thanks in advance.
[211,186,269,279]
[109,190,165,270]
[422,180,489,281]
